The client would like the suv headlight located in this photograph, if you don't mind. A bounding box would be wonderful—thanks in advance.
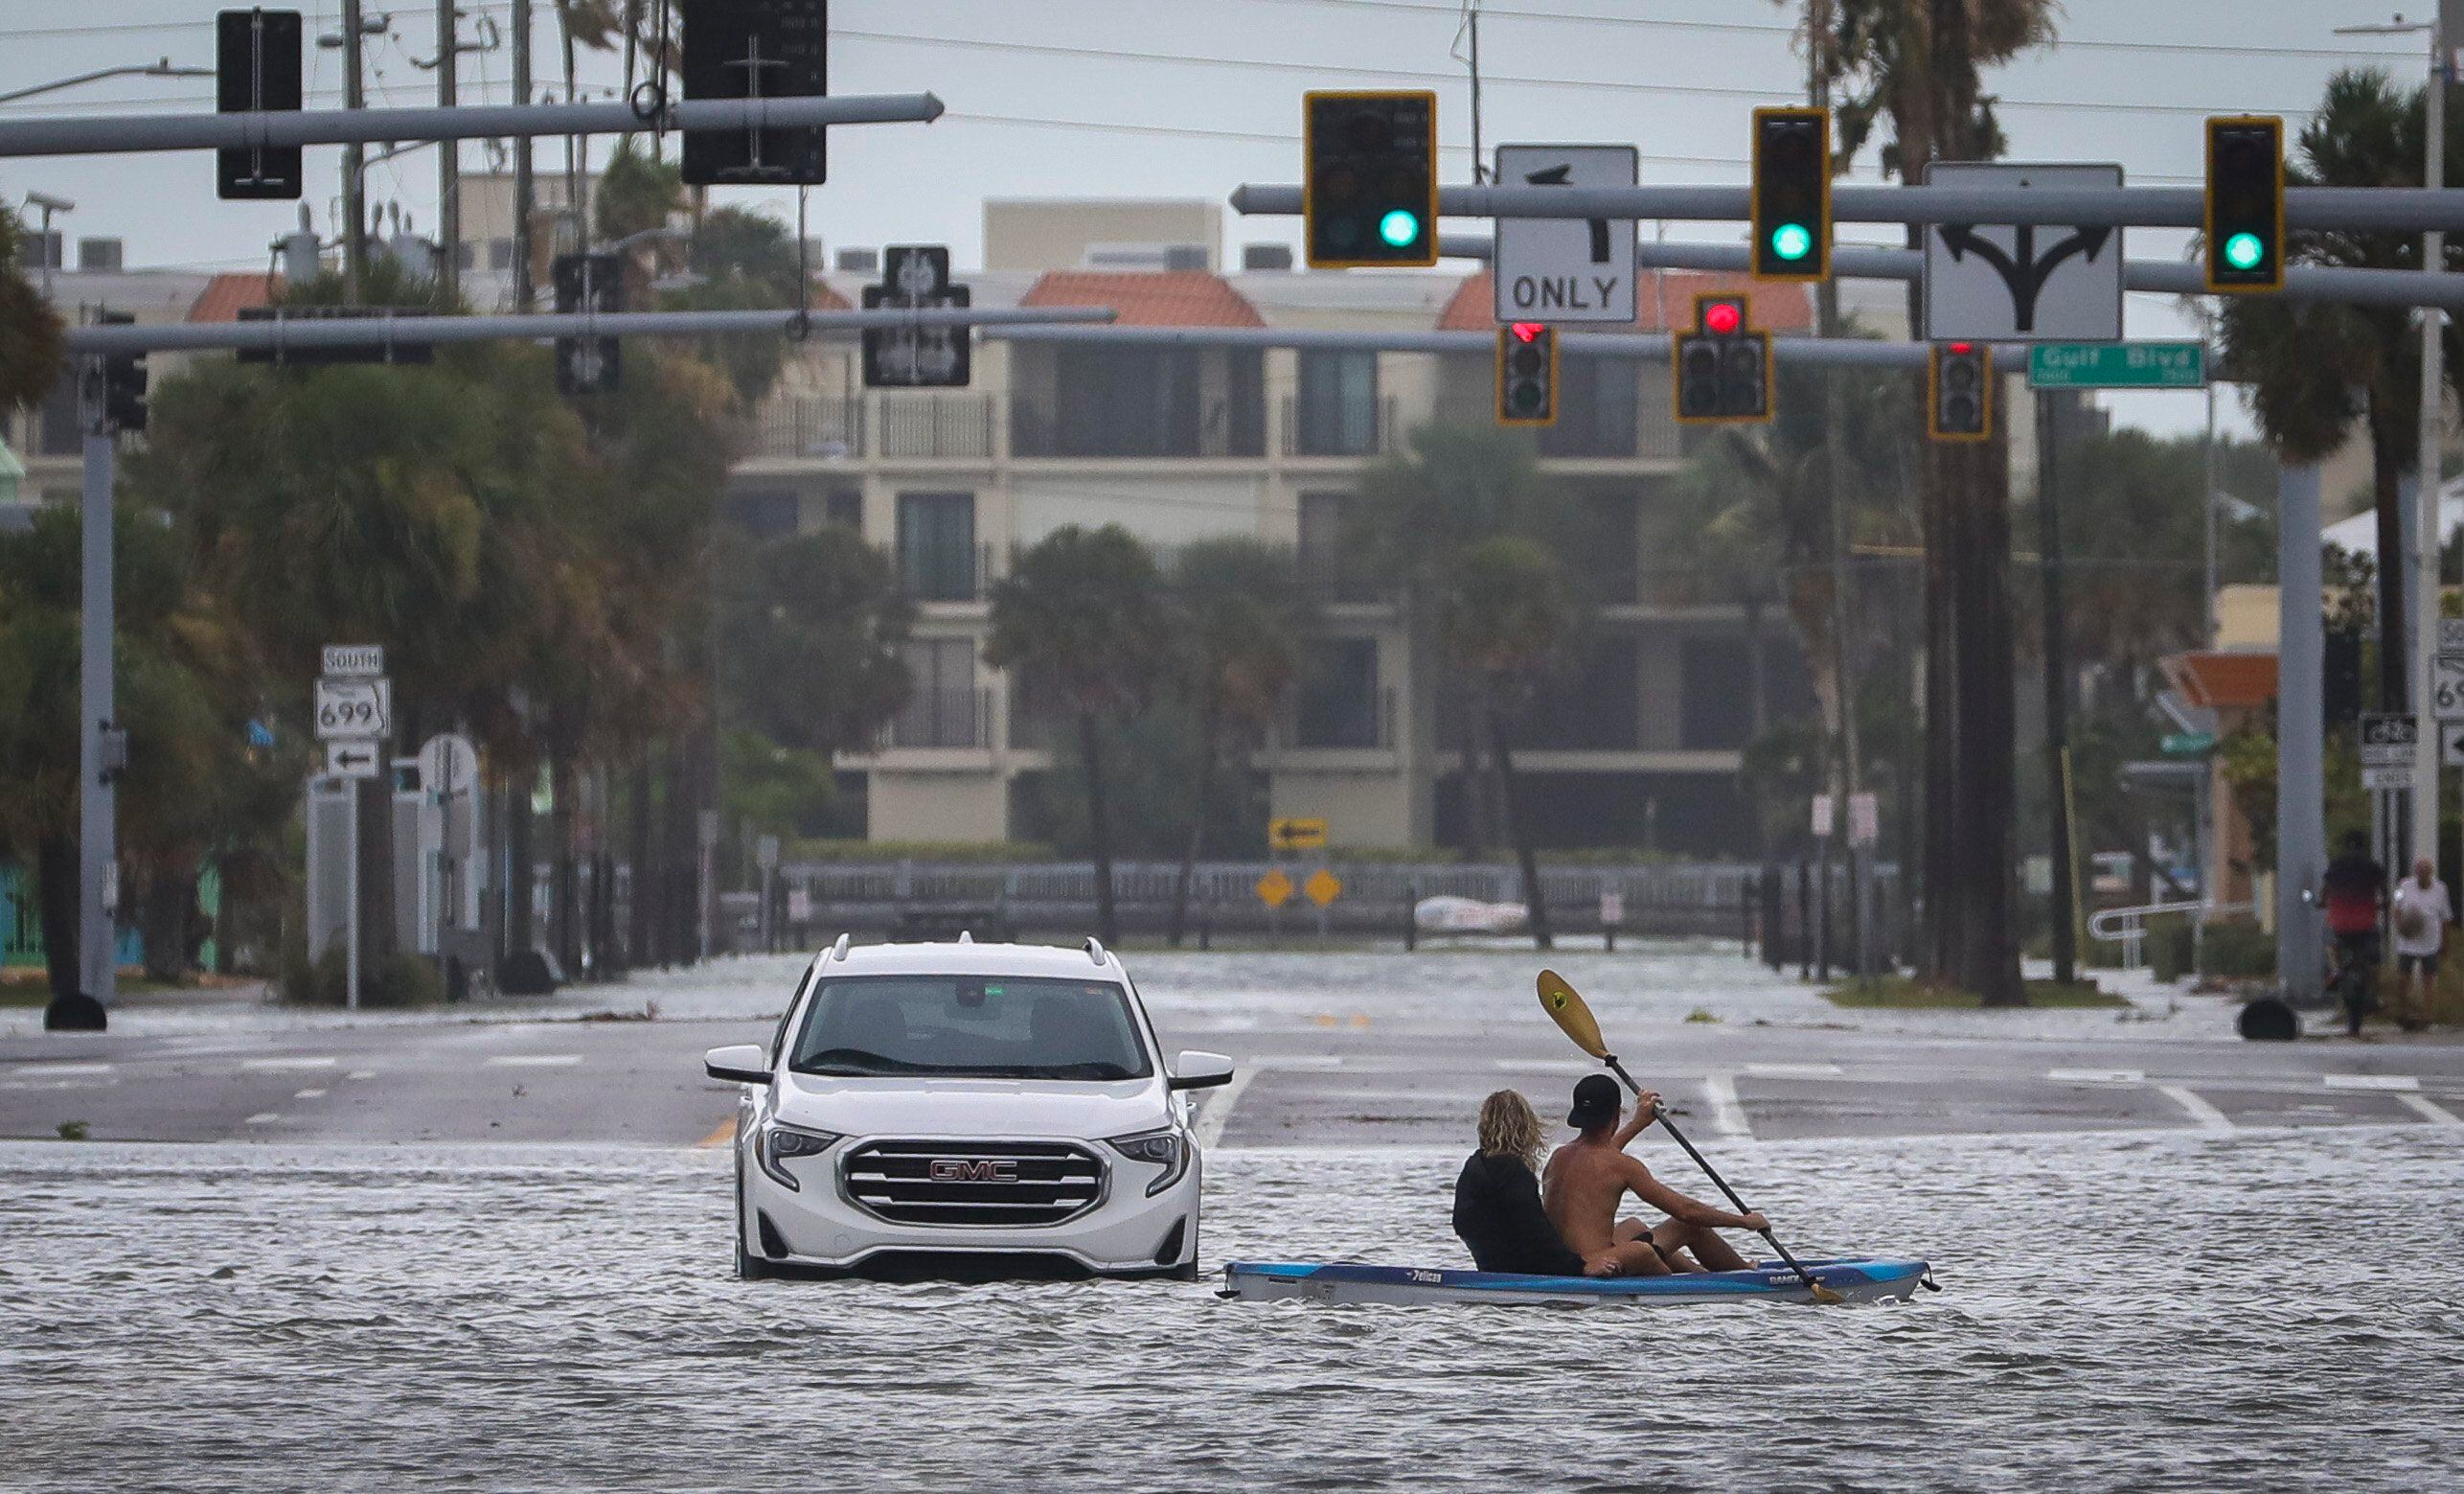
[757,1122,843,1191]
[1105,1127,1189,1197]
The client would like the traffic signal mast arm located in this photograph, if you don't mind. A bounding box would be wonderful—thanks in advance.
[1234,181,2464,235]
[0,92,942,157]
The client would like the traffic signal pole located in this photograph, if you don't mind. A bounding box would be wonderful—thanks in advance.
[73,379,117,1026]
[2413,16,2449,870]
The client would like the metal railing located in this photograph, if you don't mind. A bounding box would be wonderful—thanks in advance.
[884,685,993,750]
[898,540,999,604]
[1283,684,1395,751]
[2087,898,2255,970]
[1010,400,1266,458]
[879,392,996,460]
[747,395,864,460]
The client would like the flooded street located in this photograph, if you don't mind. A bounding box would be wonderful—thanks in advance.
[4,1121,2458,1490]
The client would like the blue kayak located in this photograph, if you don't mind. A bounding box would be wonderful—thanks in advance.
[1219,1256,1933,1307]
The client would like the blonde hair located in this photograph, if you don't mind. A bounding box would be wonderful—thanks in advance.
[1476,1090,1545,1170]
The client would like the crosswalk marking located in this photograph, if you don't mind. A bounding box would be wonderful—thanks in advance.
[1194,1064,1266,1150]
[293,1089,327,1100]
[2323,1073,2420,1092]
[243,1112,283,1125]
[1699,1074,1753,1140]
[484,1054,582,1069]
[2398,1093,2463,1127]
[241,1056,336,1072]
[14,1062,112,1077]
[2047,1068,2145,1085]
[1747,1062,1844,1078]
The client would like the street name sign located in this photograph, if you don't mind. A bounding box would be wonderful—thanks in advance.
[325,739,381,779]
[1493,144,1639,325]
[1923,163,2124,343]
[313,677,391,740]
[322,644,384,677]
[2028,342,2204,389]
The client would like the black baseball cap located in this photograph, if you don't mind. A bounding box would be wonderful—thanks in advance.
[1567,1073,1622,1128]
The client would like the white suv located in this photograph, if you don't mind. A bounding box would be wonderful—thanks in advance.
[703,936,1233,1280]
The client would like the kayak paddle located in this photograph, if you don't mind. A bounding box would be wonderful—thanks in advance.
[1536,968,1843,1304]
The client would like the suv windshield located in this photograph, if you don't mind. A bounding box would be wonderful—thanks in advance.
[789,976,1152,1081]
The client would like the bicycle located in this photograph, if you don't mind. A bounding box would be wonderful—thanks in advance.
[2325,930,2380,1037]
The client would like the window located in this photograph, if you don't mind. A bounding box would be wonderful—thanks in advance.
[1033,347,1265,457]
[1298,491,1376,601]
[725,489,800,539]
[1293,638,1381,747]
[790,976,1152,1080]
[1679,636,1758,749]
[487,238,513,271]
[824,489,862,532]
[897,492,977,601]
[1536,356,1641,459]
[1522,635,1640,749]
[890,637,981,747]
[1294,350,1379,455]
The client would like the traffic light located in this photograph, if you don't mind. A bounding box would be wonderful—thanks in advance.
[1928,341,1991,443]
[217,9,303,198]
[680,0,830,186]
[553,251,624,395]
[1751,106,1830,281]
[1495,322,1558,426]
[2204,116,2285,293]
[1303,90,1438,268]
[94,310,147,433]
[1671,294,1770,425]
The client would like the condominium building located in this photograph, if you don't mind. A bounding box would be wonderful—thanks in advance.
[729,200,1822,856]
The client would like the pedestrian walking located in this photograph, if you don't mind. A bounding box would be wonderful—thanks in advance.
[2389,856,2448,1033]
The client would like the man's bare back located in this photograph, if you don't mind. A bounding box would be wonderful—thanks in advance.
[1542,1076,1767,1277]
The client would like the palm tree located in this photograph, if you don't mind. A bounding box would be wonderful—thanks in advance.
[0,207,63,413]
[2219,69,2464,716]
[985,526,1171,945]
[1164,538,1304,945]
[1357,423,1580,944]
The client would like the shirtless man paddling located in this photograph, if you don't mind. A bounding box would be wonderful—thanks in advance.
[1542,1073,1768,1277]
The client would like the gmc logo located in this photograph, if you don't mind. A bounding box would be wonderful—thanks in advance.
[928,1159,1018,1183]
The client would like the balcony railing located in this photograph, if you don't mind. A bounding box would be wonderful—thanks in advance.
[899,540,1000,604]
[1281,394,1397,458]
[748,395,864,460]
[879,392,996,460]
[1010,401,1265,459]
[1298,548,1386,605]
[884,685,993,750]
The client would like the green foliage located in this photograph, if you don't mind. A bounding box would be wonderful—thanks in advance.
[986,526,1171,718]
[278,940,445,1007]
[662,205,807,406]
[595,135,684,242]
[713,525,913,755]
[1026,704,1266,861]
[0,203,65,412]
[722,728,845,843]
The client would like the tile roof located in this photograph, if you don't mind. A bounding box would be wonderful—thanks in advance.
[187,271,284,322]
[1020,270,1265,328]
[1439,268,1815,334]
[2162,651,2279,711]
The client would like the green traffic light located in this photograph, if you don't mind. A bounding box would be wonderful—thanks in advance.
[2224,231,2266,271]
[1378,209,1421,247]
[1769,222,1813,263]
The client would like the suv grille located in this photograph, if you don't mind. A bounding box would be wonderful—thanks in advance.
[841,1140,1107,1228]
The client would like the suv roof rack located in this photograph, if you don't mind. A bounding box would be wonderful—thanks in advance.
[957,930,973,944]
[1084,935,1108,967]
[829,931,852,962]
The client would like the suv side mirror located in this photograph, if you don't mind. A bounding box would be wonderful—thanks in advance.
[1168,1050,1236,1091]
[703,1044,770,1085]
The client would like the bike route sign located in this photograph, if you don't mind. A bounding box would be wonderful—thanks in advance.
[1923,162,2123,343]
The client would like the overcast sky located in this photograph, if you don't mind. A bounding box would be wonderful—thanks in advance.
[0,0,2442,437]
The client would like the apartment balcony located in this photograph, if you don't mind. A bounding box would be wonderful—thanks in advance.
[899,540,1002,606]
[1280,395,1398,460]
[878,392,997,461]
[1280,685,1397,753]
[746,395,865,461]
[1010,401,1266,460]
[881,685,994,751]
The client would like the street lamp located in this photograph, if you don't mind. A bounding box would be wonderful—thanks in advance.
[20,190,72,297]
[0,58,214,106]
[2335,13,2448,865]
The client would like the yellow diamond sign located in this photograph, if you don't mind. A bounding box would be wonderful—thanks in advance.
[1304,868,1343,908]
[1256,869,1295,908]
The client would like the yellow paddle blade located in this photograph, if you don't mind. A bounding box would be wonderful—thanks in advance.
[1536,969,1608,1059]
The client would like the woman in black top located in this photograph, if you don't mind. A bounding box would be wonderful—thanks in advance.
[1451,1090,1591,1276]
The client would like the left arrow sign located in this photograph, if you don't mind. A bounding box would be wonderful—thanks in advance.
[326,740,381,779]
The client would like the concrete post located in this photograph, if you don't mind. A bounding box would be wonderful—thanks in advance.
[2278,463,2326,1001]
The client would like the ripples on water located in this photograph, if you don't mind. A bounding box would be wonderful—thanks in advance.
[2,1126,2457,1490]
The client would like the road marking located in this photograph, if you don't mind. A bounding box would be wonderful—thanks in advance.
[14,1062,112,1077]
[241,1057,336,1072]
[2398,1093,2464,1127]
[1194,1064,1266,1150]
[484,1053,582,1069]
[2047,1068,2145,1085]
[1699,1074,1752,1140]
[1493,1058,1593,1073]
[1248,1054,1344,1070]
[1746,1062,1844,1078]
[2323,1073,2420,1092]
[345,1069,376,1081]
[2156,1084,2234,1133]
[697,1116,738,1148]
[292,1088,328,1100]
[243,1112,283,1125]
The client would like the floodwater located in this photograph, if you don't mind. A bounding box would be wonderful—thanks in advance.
[4,1123,2457,1489]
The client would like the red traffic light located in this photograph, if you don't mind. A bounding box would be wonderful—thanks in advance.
[1703,300,1743,335]
[1949,341,1973,355]
[1511,321,1545,343]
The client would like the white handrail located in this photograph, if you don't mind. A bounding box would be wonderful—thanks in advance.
[2087,899,2254,970]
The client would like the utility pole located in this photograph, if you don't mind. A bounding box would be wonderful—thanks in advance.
[75,360,118,1025]
[2039,388,2079,984]
[2414,14,2450,866]
[513,0,534,309]
[341,0,366,302]
[437,0,459,303]
[1809,0,1869,973]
